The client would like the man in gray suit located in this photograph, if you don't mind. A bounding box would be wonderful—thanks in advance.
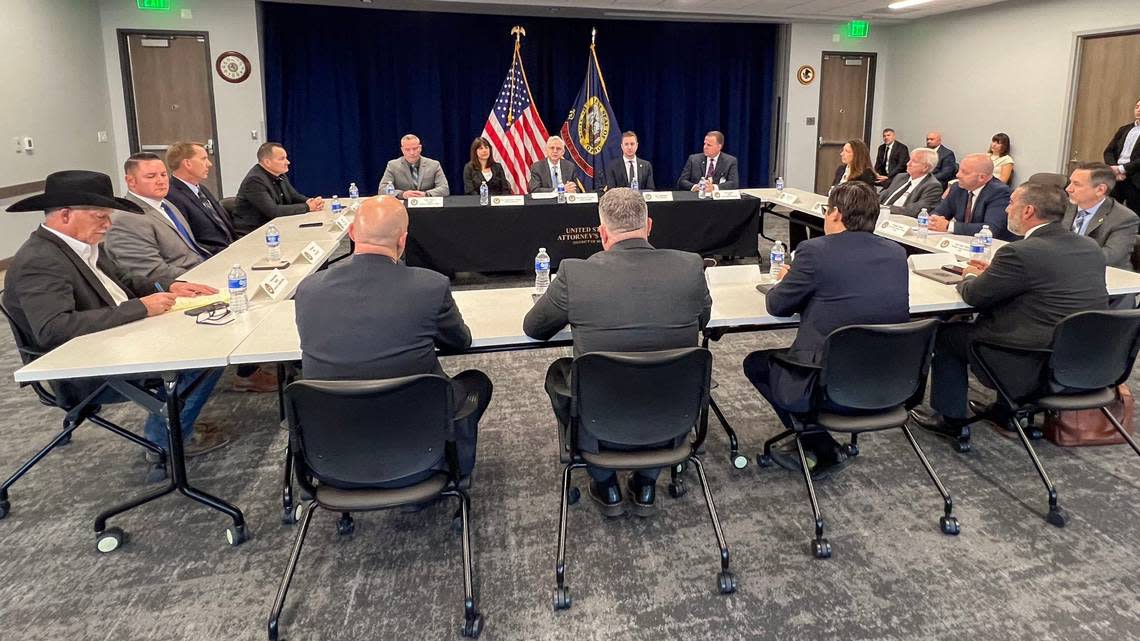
[378,134,450,199]
[1064,162,1139,272]
[528,136,579,193]
[879,147,945,217]
[103,153,207,286]
[524,188,712,517]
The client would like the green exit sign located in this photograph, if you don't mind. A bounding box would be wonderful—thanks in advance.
[137,0,172,11]
[845,20,871,38]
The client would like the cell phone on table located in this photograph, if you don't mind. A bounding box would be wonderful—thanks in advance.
[941,265,965,275]
[299,221,323,228]
[183,301,229,316]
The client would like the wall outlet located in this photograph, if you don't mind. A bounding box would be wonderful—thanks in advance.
[251,130,260,141]
[181,9,192,19]
[22,137,34,152]
[97,131,109,143]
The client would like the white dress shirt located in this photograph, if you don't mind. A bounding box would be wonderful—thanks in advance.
[1022,222,1049,239]
[547,160,562,185]
[1116,122,1140,168]
[624,156,638,183]
[947,184,985,234]
[175,176,201,197]
[1072,197,1106,236]
[40,225,130,305]
[886,174,924,206]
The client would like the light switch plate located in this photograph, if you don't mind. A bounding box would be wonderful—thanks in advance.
[97,131,108,143]
[181,9,192,19]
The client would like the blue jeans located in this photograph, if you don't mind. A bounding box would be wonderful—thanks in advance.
[141,369,223,448]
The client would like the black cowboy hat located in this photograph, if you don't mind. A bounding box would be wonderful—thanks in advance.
[6,170,143,214]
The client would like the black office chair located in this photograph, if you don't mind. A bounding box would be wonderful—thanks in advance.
[0,295,167,519]
[757,319,959,558]
[969,309,1140,528]
[552,347,736,611]
[219,196,237,219]
[267,376,483,640]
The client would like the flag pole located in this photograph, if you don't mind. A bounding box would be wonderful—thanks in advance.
[508,26,526,125]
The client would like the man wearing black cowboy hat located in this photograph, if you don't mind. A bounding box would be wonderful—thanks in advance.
[3,170,230,459]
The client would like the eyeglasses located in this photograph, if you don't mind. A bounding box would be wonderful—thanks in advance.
[195,307,234,326]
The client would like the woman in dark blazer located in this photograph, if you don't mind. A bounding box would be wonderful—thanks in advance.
[832,139,878,189]
[463,137,510,195]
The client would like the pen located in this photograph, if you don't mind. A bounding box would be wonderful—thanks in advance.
[154,282,164,293]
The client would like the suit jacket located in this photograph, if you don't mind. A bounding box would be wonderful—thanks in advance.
[875,142,910,181]
[528,159,579,193]
[676,153,740,191]
[932,146,958,184]
[166,177,235,254]
[604,157,656,191]
[233,165,311,237]
[3,227,162,407]
[1103,123,1140,190]
[294,253,470,382]
[103,193,204,284]
[1061,197,1139,270]
[880,173,944,217]
[832,165,877,188]
[379,156,450,198]
[933,177,1014,240]
[462,162,510,196]
[764,231,910,411]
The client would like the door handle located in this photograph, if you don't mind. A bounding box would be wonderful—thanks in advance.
[205,139,215,154]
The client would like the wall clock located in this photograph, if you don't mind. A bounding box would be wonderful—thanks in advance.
[216,51,251,84]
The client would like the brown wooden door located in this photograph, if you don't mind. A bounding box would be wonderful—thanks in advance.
[1067,31,1140,174]
[814,53,875,194]
[122,32,222,196]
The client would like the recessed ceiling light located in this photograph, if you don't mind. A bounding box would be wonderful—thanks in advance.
[888,0,937,9]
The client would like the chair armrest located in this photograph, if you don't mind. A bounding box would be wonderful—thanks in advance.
[970,339,1053,358]
[771,352,822,372]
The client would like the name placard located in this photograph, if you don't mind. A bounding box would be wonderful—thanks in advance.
[712,189,742,200]
[877,220,912,238]
[642,191,674,202]
[934,237,974,257]
[257,270,289,301]
[492,195,525,207]
[333,214,351,231]
[298,241,326,264]
[565,192,599,204]
[406,196,444,208]
[775,191,799,205]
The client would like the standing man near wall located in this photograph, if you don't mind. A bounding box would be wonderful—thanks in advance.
[1103,98,1140,213]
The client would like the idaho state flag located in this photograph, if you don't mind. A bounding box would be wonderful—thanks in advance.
[560,32,621,192]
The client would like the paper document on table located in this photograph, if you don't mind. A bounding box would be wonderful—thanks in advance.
[171,292,230,312]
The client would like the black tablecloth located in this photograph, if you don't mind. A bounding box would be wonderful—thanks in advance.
[404,192,760,274]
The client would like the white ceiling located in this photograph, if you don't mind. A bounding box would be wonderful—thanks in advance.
[271,0,1011,23]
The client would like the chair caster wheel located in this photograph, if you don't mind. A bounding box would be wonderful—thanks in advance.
[954,439,971,453]
[59,432,73,446]
[336,514,355,536]
[553,586,572,611]
[462,612,484,638]
[757,453,773,468]
[1046,507,1068,528]
[940,515,960,535]
[96,527,126,553]
[225,524,249,546]
[731,453,748,469]
[845,444,860,457]
[717,571,737,594]
[282,502,303,525]
[668,482,686,499]
[567,487,581,505]
[0,499,10,520]
[811,538,832,559]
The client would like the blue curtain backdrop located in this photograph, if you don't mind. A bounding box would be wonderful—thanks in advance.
[262,3,777,197]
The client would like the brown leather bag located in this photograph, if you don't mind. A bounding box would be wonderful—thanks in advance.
[1042,384,1135,447]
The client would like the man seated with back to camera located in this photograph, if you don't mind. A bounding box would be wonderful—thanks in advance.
[743,182,910,478]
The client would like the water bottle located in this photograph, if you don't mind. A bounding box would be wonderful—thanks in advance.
[331,195,343,214]
[227,264,248,315]
[769,240,785,279]
[534,248,551,294]
[556,182,566,204]
[698,176,708,199]
[383,182,396,197]
[776,176,785,192]
[480,181,489,206]
[970,233,987,263]
[916,208,930,240]
[630,172,639,191]
[348,182,359,201]
[979,224,994,260]
[265,223,281,262]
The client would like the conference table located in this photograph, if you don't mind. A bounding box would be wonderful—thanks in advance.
[403,192,761,274]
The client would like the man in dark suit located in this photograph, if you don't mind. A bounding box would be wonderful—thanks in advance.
[165,142,235,255]
[743,182,910,477]
[880,147,945,217]
[911,182,1109,443]
[926,131,958,185]
[294,196,492,483]
[524,188,712,517]
[1064,162,1139,272]
[874,128,909,187]
[3,170,227,458]
[930,153,1015,240]
[603,131,655,191]
[1102,98,1140,213]
[677,130,740,192]
[527,136,579,193]
[232,142,324,237]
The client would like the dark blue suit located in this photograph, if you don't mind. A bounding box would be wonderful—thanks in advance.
[744,231,910,448]
[932,146,958,185]
[166,178,235,255]
[933,177,1014,240]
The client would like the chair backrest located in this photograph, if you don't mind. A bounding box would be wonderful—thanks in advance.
[1026,172,1069,190]
[0,293,45,367]
[1049,309,1140,390]
[220,196,238,217]
[571,347,711,448]
[284,375,455,489]
[818,319,939,411]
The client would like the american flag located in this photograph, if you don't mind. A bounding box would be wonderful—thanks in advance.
[482,45,548,195]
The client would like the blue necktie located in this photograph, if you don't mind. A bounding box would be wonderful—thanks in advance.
[1073,210,1091,235]
[161,202,209,258]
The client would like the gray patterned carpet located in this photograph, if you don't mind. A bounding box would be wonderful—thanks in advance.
[2,228,1139,641]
